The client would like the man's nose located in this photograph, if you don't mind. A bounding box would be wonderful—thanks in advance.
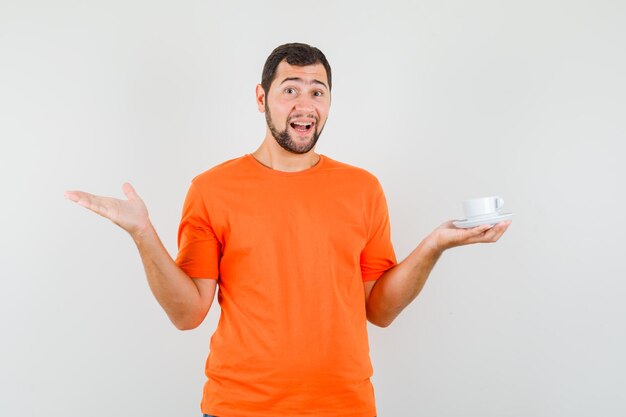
[293,94,315,112]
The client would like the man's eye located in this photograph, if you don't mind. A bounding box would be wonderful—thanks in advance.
[285,88,296,94]
[314,91,323,97]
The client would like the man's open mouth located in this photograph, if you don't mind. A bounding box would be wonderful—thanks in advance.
[290,121,314,132]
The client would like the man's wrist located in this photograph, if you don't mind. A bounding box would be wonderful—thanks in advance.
[131,220,155,244]
[423,230,447,256]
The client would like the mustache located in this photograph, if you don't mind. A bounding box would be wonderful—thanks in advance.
[288,114,318,123]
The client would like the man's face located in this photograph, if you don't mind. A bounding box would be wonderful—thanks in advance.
[257,61,331,154]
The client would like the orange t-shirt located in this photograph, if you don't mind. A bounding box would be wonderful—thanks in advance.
[175,153,397,417]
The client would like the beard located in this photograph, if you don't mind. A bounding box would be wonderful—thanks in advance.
[264,102,325,154]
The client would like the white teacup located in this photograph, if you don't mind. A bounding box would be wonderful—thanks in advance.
[462,196,504,219]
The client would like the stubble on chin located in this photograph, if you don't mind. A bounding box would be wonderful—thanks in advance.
[265,106,321,155]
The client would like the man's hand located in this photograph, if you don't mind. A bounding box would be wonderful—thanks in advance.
[429,220,512,252]
[64,183,211,329]
[366,219,512,327]
[64,182,151,238]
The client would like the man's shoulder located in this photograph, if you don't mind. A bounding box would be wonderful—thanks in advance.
[322,155,381,186]
[190,154,248,184]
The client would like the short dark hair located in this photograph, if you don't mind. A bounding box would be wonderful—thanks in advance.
[261,42,332,94]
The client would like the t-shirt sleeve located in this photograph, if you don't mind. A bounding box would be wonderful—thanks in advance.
[360,180,397,281]
[174,181,221,279]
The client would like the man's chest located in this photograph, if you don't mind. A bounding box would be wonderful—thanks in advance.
[208,180,369,261]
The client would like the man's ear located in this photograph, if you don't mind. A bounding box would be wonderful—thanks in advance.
[255,84,266,113]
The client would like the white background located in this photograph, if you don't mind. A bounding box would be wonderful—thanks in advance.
[1,0,625,416]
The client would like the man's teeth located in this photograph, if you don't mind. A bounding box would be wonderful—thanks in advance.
[291,121,313,131]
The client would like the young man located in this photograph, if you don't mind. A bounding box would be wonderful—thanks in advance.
[65,43,511,417]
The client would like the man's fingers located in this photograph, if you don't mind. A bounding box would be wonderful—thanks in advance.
[64,190,112,218]
[491,221,511,241]
[77,194,102,213]
[464,224,493,239]
[437,218,511,249]
[457,221,510,245]
[476,224,494,233]
[440,220,456,229]
[64,190,94,207]
[63,190,82,203]
[476,221,511,243]
[122,182,139,201]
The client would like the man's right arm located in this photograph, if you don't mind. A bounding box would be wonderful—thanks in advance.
[132,223,217,330]
[64,182,217,331]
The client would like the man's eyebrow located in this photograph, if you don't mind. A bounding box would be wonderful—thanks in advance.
[279,77,328,90]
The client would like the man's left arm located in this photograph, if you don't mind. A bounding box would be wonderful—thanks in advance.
[365,220,512,328]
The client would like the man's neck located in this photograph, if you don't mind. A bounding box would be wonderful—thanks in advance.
[251,145,320,173]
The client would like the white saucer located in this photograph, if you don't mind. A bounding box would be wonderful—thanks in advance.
[453,212,513,229]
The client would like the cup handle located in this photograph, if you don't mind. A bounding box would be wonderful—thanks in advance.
[496,197,504,211]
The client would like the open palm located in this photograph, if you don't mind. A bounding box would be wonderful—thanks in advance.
[64,182,150,237]
[432,220,512,251]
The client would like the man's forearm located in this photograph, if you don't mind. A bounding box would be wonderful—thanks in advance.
[366,236,443,327]
[131,223,202,330]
